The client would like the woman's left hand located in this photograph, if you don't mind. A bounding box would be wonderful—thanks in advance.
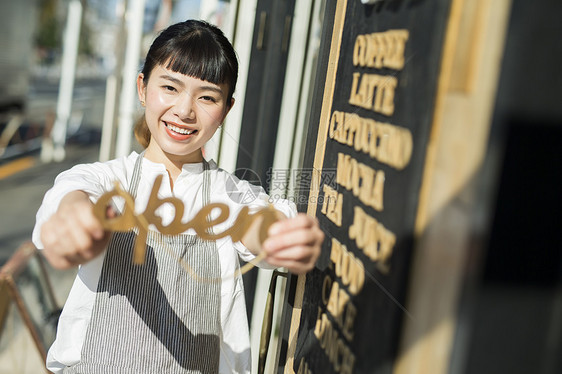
[262,213,324,274]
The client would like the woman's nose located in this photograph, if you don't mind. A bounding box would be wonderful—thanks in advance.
[172,92,195,120]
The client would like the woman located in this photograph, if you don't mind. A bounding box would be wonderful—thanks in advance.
[33,20,322,373]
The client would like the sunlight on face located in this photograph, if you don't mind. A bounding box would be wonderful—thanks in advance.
[137,65,233,166]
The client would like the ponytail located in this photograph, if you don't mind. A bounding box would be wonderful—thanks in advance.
[134,115,151,148]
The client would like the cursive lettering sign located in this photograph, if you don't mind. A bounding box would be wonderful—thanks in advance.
[93,175,281,265]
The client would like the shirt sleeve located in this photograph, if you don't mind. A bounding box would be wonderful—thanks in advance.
[223,175,298,264]
[32,162,115,249]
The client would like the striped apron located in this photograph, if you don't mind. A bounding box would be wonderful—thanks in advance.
[65,154,221,374]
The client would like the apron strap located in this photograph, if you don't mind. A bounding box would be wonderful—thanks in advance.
[129,150,145,199]
[202,159,211,206]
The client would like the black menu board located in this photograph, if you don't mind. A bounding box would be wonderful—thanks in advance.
[282,1,453,373]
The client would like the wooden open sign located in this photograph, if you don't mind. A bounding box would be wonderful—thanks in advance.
[93,174,283,265]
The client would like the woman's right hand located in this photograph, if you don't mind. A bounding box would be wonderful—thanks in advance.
[40,191,111,269]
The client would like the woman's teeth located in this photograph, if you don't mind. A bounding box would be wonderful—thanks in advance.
[166,123,196,135]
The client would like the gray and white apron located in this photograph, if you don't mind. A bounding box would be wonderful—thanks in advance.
[65,154,221,374]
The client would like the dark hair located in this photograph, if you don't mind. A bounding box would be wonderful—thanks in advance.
[135,20,238,148]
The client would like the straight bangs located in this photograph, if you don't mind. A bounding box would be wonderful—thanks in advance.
[157,31,236,95]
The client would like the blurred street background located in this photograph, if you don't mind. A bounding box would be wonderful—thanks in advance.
[0,1,234,372]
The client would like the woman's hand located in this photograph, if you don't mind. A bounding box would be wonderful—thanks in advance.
[40,191,111,269]
[262,213,324,274]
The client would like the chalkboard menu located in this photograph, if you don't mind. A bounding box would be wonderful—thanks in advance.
[281,0,453,373]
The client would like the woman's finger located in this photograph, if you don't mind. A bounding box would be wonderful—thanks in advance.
[265,245,316,262]
[268,213,316,236]
[263,228,321,253]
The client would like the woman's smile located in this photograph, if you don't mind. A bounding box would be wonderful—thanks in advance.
[163,121,198,139]
[165,122,196,135]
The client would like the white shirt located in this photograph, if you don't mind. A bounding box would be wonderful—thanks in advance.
[32,152,296,373]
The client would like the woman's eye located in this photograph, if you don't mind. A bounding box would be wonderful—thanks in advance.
[163,85,176,92]
[201,95,217,103]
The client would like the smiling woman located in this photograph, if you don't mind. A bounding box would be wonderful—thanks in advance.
[133,20,238,152]
[31,19,323,374]
[137,65,232,177]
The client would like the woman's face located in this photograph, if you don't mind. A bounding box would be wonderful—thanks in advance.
[137,65,233,164]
